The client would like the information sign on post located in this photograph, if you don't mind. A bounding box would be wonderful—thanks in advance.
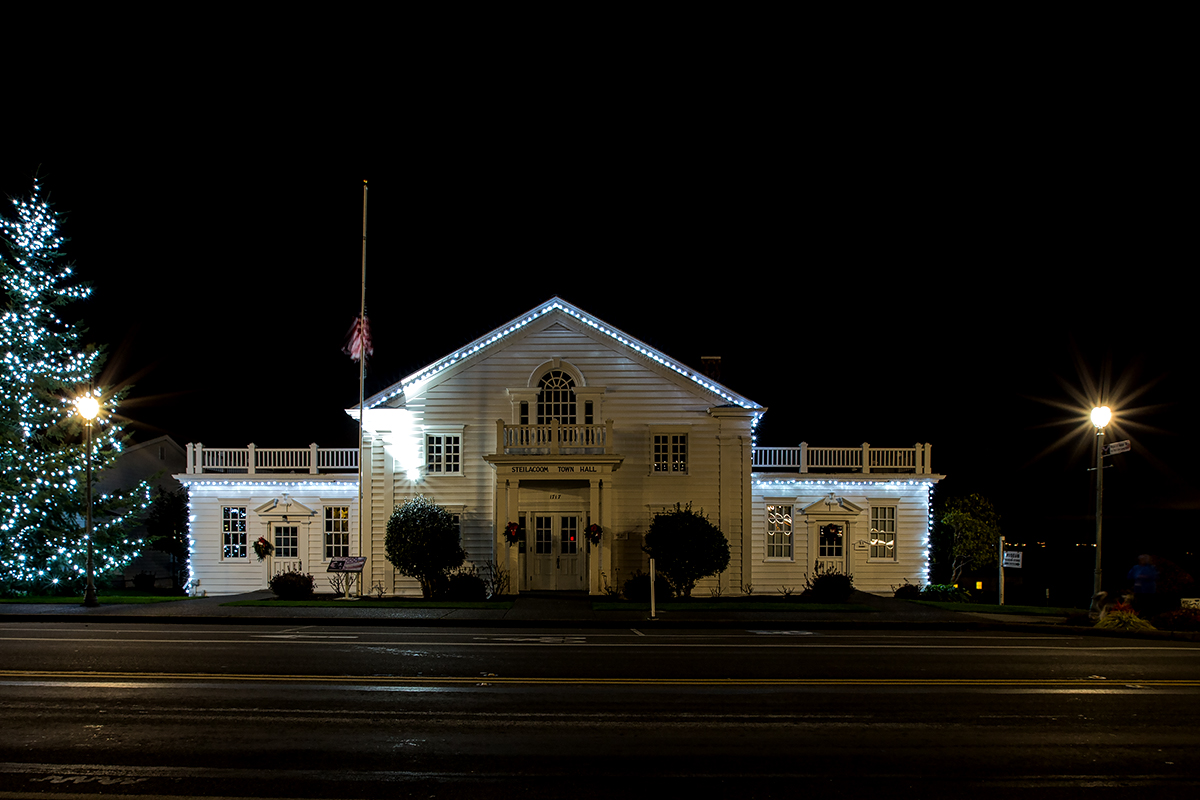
[326,556,367,573]
[1002,551,1023,569]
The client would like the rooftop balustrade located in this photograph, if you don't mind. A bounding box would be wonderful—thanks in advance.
[184,443,358,474]
[752,442,933,474]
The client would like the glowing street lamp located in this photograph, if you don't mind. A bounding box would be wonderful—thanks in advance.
[75,394,100,607]
[1090,405,1112,600]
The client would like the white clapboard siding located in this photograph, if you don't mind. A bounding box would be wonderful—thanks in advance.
[366,317,748,597]
[185,487,359,596]
[748,482,933,595]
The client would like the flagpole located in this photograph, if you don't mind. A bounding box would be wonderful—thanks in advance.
[357,180,367,596]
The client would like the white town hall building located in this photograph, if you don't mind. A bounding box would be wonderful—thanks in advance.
[179,298,940,597]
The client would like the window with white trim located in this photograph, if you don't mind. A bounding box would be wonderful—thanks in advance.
[870,506,896,559]
[325,506,350,559]
[426,434,461,474]
[653,432,688,474]
[766,504,793,559]
[222,506,247,559]
[537,370,576,423]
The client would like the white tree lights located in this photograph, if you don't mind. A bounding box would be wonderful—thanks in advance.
[0,181,150,595]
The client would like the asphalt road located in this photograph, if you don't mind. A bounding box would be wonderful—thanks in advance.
[2,622,1199,798]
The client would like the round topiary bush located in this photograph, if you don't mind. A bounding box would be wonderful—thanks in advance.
[642,504,729,598]
[385,496,467,599]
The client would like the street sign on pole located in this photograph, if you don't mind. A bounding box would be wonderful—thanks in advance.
[1104,440,1131,456]
[1002,551,1023,569]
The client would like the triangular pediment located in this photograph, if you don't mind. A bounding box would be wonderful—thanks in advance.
[800,493,864,515]
[358,297,763,413]
[253,496,316,520]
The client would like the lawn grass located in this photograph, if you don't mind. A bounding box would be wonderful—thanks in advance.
[592,601,875,612]
[0,590,187,604]
[910,600,1085,616]
[224,599,514,609]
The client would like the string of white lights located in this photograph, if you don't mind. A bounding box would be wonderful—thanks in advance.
[366,299,762,413]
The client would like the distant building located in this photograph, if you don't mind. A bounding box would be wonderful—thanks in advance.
[96,436,187,587]
[179,298,940,597]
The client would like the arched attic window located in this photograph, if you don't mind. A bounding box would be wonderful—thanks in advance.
[537,370,576,424]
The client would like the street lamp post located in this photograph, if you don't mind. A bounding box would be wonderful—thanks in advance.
[1090,405,1112,600]
[75,395,100,608]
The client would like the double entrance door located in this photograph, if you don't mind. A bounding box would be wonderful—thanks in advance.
[528,512,585,591]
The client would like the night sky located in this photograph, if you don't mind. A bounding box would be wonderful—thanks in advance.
[5,98,1194,593]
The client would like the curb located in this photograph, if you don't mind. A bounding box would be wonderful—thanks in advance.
[3,611,1197,640]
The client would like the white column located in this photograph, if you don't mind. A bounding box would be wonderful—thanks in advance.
[589,478,601,594]
[600,477,613,594]
[506,478,519,587]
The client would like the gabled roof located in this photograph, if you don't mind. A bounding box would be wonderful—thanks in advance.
[363,297,763,412]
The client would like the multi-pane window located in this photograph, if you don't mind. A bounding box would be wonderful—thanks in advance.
[819,524,843,557]
[870,506,896,559]
[426,434,461,474]
[560,516,578,554]
[325,506,350,559]
[537,370,576,424]
[535,516,553,555]
[274,525,298,558]
[766,504,793,559]
[653,433,688,473]
[223,506,247,559]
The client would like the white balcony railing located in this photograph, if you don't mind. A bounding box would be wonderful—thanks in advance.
[752,442,932,474]
[185,443,359,474]
[496,419,613,455]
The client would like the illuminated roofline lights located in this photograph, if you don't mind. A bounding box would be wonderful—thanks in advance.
[364,298,763,412]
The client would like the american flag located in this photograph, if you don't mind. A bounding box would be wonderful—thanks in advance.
[343,314,374,362]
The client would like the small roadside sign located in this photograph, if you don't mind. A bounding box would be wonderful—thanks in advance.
[1002,551,1023,569]
[1104,440,1131,456]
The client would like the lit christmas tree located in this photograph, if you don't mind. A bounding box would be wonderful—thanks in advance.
[0,180,151,595]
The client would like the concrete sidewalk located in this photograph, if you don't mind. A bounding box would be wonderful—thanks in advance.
[0,589,1078,630]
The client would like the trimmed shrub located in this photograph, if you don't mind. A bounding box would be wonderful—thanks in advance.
[921,583,972,602]
[269,567,314,600]
[803,561,855,603]
[892,580,922,600]
[1151,608,1200,632]
[439,568,488,601]
[385,496,467,599]
[623,570,674,602]
[642,503,730,598]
